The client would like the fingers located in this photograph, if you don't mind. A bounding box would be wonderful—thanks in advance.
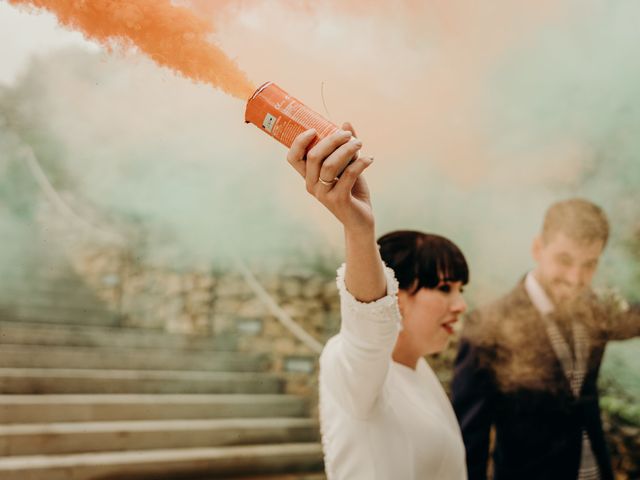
[287,129,317,178]
[305,129,352,193]
[318,136,362,184]
[331,155,374,198]
[341,122,357,138]
[286,124,363,198]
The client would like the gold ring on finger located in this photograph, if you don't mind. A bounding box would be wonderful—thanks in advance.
[318,176,338,186]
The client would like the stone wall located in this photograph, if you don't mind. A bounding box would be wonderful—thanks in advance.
[211,269,340,400]
[70,245,339,402]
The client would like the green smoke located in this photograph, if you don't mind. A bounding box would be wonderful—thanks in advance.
[481,0,640,411]
[0,48,326,269]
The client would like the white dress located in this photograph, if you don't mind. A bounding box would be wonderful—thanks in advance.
[319,264,467,480]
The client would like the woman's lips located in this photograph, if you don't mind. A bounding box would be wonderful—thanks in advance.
[441,319,457,335]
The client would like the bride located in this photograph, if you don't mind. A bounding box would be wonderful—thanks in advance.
[286,124,469,479]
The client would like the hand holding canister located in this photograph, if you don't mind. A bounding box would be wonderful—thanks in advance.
[245,82,372,230]
[287,125,373,233]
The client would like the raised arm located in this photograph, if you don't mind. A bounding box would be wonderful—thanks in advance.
[604,302,640,341]
[287,125,400,419]
[287,124,385,302]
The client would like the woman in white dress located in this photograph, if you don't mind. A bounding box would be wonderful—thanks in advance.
[286,124,469,480]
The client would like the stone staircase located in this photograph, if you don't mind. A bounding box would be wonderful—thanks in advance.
[0,249,325,479]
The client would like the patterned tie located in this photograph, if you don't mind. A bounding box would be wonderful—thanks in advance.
[542,315,600,480]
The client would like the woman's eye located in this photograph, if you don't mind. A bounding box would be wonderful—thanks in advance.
[438,284,451,293]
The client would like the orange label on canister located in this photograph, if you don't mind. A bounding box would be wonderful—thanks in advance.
[245,82,340,149]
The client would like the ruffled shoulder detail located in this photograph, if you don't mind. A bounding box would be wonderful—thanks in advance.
[335,262,402,323]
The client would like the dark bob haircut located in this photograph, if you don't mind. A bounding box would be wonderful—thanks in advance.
[377,230,469,294]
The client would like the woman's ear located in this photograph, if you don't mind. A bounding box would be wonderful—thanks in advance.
[397,289,408,318]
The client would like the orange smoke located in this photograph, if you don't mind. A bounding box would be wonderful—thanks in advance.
[9,0,255,99]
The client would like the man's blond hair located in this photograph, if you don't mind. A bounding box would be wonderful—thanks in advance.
[541,198,609,246]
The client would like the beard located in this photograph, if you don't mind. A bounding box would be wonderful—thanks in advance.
[547,280,586,308]
[554,288,594,321]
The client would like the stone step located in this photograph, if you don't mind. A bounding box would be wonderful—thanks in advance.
[0,282,108,306]
[0,368,283,394]
[0,304,120,326]
[0,443,324,480]
[0,268,81,284]
[0,418,319,455]
[1,254,89,271]
[0,295,111,314]
[0,344,268,372]
[0,320,238,351]
[215,474,326,480]
[0,272,107,291]
[0,394,308,424]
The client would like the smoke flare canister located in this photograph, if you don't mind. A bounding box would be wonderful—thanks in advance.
[245,82,342,151]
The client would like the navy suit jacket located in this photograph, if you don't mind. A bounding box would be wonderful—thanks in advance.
[451,280,640,480]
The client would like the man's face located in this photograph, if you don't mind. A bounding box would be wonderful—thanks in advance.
[532,231,604,306]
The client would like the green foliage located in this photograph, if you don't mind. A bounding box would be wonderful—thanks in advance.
[600,394,640,426]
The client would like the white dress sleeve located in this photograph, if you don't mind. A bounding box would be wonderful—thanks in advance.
[319,262,403,420]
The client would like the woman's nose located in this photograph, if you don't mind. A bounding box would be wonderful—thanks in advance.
[452,294,467,314]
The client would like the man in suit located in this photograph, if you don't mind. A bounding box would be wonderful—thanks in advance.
[452,198,640,480]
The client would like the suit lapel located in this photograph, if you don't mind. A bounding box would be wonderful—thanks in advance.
[504,281,575,395]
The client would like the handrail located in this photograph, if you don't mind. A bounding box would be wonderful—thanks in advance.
[18,144,126,246]
[234,257,324,355]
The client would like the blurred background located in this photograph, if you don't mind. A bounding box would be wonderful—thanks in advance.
[0,1,638,478]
